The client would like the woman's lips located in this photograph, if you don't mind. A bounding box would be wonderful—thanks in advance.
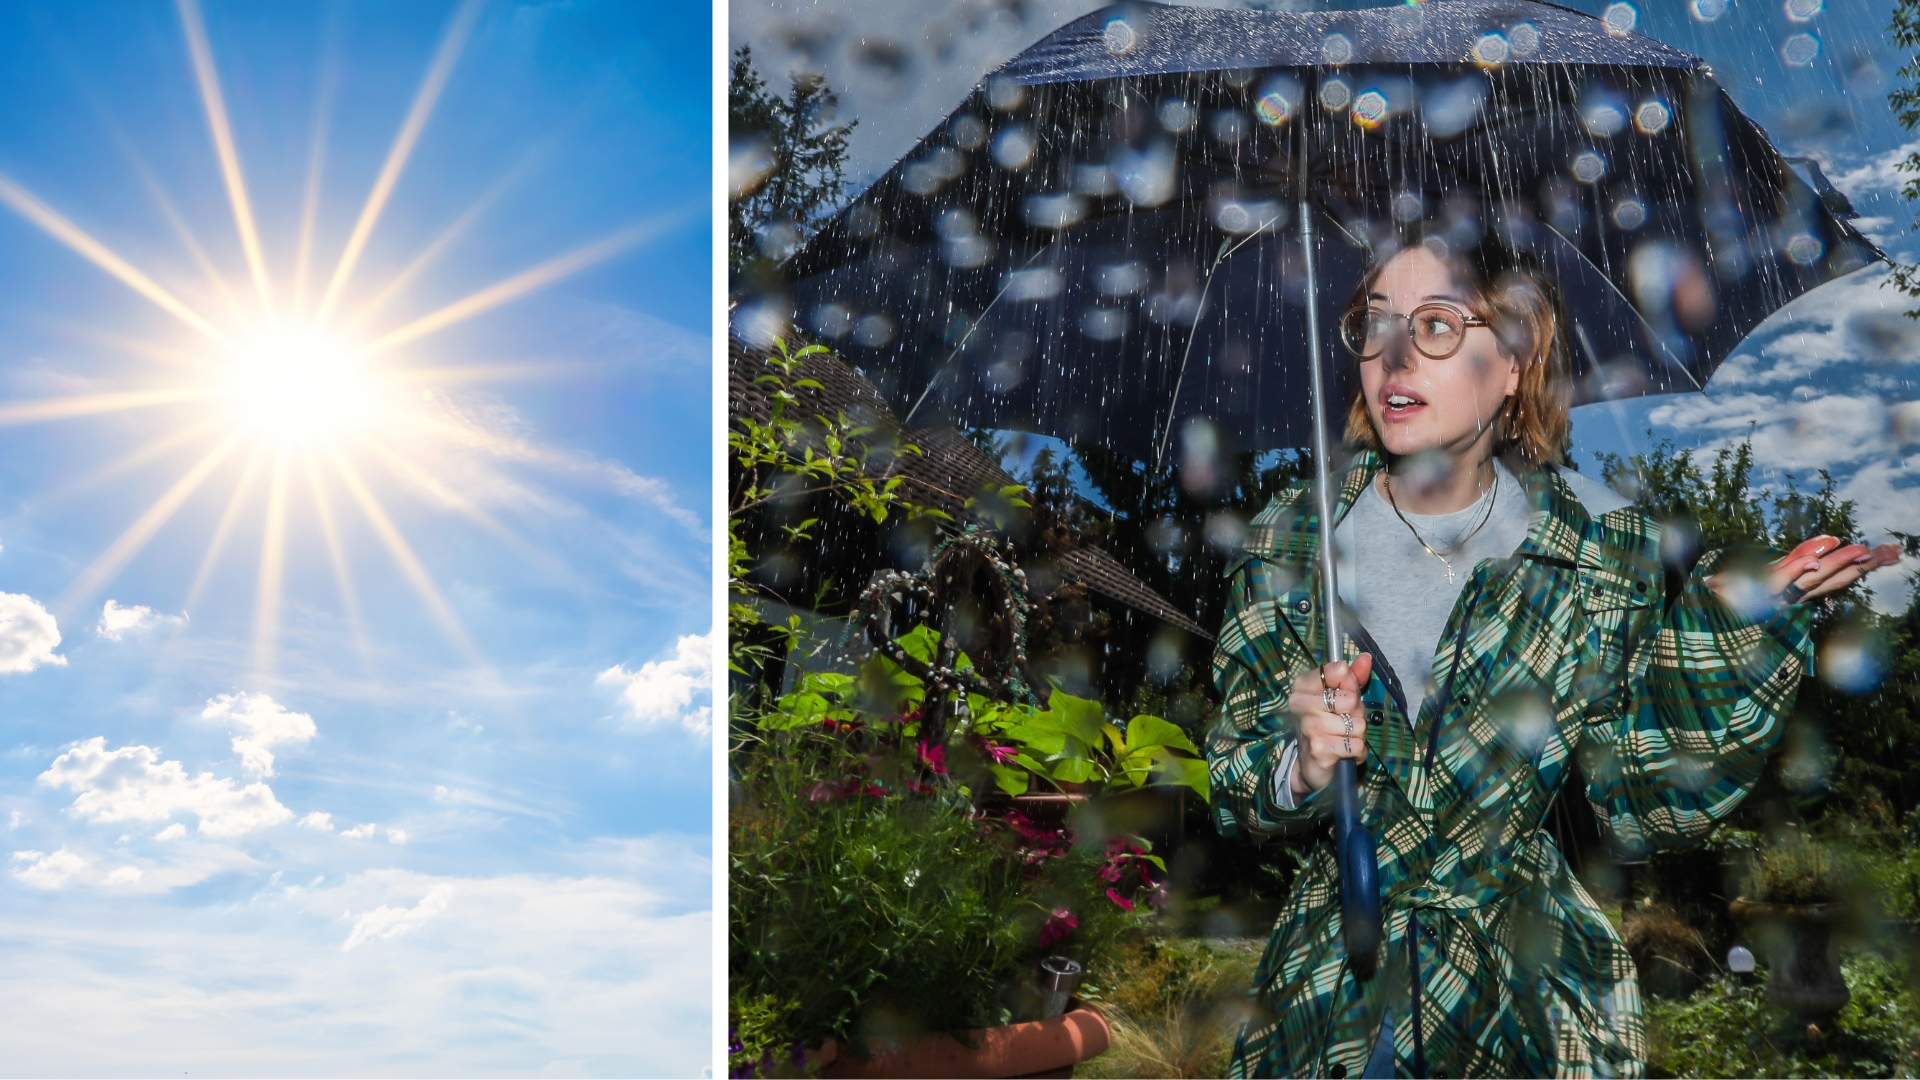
[1379,384,1427,423]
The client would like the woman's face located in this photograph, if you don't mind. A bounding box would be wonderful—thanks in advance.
[1356,246,1520,463]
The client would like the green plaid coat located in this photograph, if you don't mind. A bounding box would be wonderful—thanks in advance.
[1207,450,1814,1079]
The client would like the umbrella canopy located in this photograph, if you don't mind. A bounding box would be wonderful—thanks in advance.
[780,0,1882,466]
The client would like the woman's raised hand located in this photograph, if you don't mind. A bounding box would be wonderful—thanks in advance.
[1287,653,1374,800]
[1707,534,1903,608]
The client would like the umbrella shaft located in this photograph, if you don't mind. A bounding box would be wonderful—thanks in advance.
[1298,196,1342,663]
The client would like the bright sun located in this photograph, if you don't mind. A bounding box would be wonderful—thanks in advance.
[222,323,386,439]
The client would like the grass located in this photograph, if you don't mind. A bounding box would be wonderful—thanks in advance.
[1078,934,1261,1079]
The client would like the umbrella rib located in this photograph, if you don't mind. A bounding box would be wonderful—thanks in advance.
[1151,216,1282,475]
[1537,220,1702,393]
[901,243,1055,428]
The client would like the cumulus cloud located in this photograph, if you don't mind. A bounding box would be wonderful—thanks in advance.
[38,738,293,837]
[0,592,64,674]
[342,884,452,951]
[200,693,316,779]
[11,848,86,889]
[94,600,184,642]
[104,866,143,886]
[153,823,186,841]
[341,823,376,839]
[385,828,409,845]
[297,812,334,832]
[596,631,713,735]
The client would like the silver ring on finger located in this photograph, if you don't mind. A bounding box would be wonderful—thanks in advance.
[1341,712,1354,753]
[1781,580,1808,605]
[1323,687,1338,712]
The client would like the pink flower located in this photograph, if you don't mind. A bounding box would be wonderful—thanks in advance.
[1106,888,1135,912]
[983,743,1018,765]
[1038,908,1078,949]
[917,741,949,776]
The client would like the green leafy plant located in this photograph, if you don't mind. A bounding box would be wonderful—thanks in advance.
[1745,830,1855,907]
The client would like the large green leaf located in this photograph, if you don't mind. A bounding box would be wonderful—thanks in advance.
[1040,691,1107,745]
[989,765,1030,796]
[1123,715,1200,756]
[1149,754,1212,799]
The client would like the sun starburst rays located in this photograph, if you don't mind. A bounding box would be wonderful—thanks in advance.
[1,3,686,680]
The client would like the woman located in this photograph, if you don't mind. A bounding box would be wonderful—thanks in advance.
[1205,233,1901,1079]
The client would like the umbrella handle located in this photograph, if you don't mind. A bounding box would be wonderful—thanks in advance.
[1333,757,1381,980]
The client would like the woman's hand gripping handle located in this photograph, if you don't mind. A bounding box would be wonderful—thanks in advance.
[1288,653,1375,801]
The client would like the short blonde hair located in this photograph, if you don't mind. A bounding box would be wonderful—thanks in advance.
[1342,236,1572,467]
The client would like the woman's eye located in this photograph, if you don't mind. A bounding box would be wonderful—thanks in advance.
[1424,319,1456,337]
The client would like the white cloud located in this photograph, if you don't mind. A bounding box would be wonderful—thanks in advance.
[7,810,21,831]
[104,866,143,887]
[0,592,64,674]
[38,738,293,837]
[199,693,316,779]
[297,811,334,832]
[385,828,409,845]
[1830,138,1920,201]
[153,823,185,841]
[342,884,450,951]
[596,631,713,735]
[94,600,184,642]
[341,823,376,839]
[0,855,712,1075]
[11,848,86,890]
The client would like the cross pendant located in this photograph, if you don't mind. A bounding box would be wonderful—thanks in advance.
[1443,561,1456,584]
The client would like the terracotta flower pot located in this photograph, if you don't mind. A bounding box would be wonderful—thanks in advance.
[817,1000,1111,1079]
[1729,898,1850,1025]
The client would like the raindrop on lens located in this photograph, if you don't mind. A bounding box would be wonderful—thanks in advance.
[1255,77,1302,126]
[1005,267,1063,302]
[845,204,880,237]
[1612,198,1647,229]
[1204,512,1248,554]
[1320,78,1353,111]
[1472,32,1510,66]
[1782,33,1820,66]
[1096,262,1147,296]
[1103,17,1138,53]
[1321,32,1353,65]
[987,76,1026,111]
[1508,22,1540,55]
[1727,945,1755,974]
[1351,89,1390,128]
[993,125,1036,169]
[853,313,896,347]
[1209,110,1250,143]
[1785,0,1822,21]
[1583,102,1627,137]
[1634,100,1672,134]
[1071,164,1116,196]
[1572,150,1607,183]
[1818,621,1888,693]
[1158,98,1196,133]
[1603,2,1638,34]
[1025,193,1087,229]
[1391,190,1424,222]
[1690,0,1728,19]
[1425,78,1485,137]
[811,303,853,340]
[949,114,988,150]
[942,234,991,268]
[934,207,976,239]
[1785,233,1824,265]
[1081,307,1129,341]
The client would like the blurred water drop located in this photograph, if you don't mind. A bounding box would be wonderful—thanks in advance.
[1209,110,1251,143]
[1146,632,1184,684]
[1103,17,1138,54]
[942,234,992,268]
[1785,0,1822,21]
[1157,98,1196,133]
[811,302,853,340]
[1784,233,1824,265]
[734,300,791,350]
[1180,417,1225,497]
[1728,945,1755,974]
[1205,511,1248,555]
[1095,261,1148,296]
[1320,78,1353,112]
[852,38,912,80]
[1603,2,1638,34]
[987,76,1026,112]
[949,114,988,150]
[1024,193,1087,229]
[1145,516,1185,556]
[729,135,775,200]
[1634,100,1672,135]
[1425,77,1486,137]
[1690,0,1728,19]
[1321,32,1353,66]
[1782,33,1821,66]
[1612,197,1647,229]
[1352,89,1390,129]
[1472,32,1510,67]
[1081,307,1129,341]
[1491,689,1553,757]
[1005,267,1063,302]
[1115,141,1177,206]
[1847,309,1920,360]
[1584,101,1627,137]
[1391,190,1425,222]
[757,221,803,260]
[1255,76,1303,127]
[845,203,880,237]
[1779,721,1832,794]
[1571,150,1608,184]
[1889,400,1920,445]
[1509,21,1540,56]
[853,313,896,347]
[993,125,1036,169]
[934,207,976,239]
[1819,619,1889,694]
[1072,163,1116,196]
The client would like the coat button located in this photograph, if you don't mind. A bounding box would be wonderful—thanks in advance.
[1328,1065,1348,1079]
[1633,580,1647,593]
[1368,711,1382,724]
[1294,597,1312,614]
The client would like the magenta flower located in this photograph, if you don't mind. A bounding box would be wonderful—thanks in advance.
[1038,908,1078,949]
[917,740,950,775]
[1106,888,1135,912]
[983,743,1018,765]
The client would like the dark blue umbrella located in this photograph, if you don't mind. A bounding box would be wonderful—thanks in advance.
[777,0,1883,998]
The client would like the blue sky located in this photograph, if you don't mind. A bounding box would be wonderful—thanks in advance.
[734,0,1920,610]
[0,2,710,1075]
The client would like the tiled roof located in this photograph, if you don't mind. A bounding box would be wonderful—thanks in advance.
[730,334,1210,640]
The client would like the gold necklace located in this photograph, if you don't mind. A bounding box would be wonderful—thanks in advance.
[1381,466,1499,585]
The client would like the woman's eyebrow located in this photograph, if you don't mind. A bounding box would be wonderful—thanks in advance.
[1420,293,1464,302]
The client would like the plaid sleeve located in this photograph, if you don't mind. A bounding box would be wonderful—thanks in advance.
[1206,560,1333,841]
[1580,550,1815,855]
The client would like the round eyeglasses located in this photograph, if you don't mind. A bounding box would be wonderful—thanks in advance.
[1339,304,1491,360]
